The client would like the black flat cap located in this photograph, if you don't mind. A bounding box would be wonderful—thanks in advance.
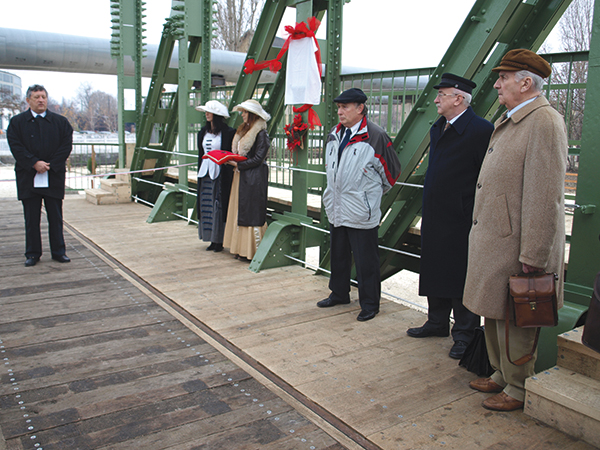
[433,73,476,94]
[334,88,368,103]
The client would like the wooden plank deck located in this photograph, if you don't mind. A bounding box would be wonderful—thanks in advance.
[1,196,596,449]
[0,198,345,450]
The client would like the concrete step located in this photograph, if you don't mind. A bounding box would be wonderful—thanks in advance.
[100,178,131,198]
[114,168,131,183]
[557,326,600,381]
[525,367,600,448]
[85,188,118,205]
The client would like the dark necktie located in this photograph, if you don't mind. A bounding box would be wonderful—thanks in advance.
[338,128,352,160]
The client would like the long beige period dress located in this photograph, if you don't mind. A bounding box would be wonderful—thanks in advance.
[223,168,267,259]
[223,121,269,259]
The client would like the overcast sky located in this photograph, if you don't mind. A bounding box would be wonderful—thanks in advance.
[0,0,561,103]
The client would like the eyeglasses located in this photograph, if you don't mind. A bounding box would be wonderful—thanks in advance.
[435,92,460,98]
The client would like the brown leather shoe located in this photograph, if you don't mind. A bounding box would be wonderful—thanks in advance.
[482,392,524,411]
[469,377,503,393]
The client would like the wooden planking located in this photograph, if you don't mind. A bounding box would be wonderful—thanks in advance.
[557,328,600,380]
[525,368,600,447]
[371,394,595,450]
[525,391,600,448]
[0,199,346,450]
[60,197,599,449]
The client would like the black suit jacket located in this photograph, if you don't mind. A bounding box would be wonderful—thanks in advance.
[419,106,494,298]
[7,109,73,200]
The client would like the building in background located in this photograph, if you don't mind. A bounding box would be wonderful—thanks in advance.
[1,69,22,132]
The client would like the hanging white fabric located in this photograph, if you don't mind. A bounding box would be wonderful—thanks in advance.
[285,37,321,105]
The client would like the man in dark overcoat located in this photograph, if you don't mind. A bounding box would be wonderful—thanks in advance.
[7,84,73,267]
[407,74,494,359]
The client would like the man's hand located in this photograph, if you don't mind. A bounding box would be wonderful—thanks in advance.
[522,263,543,274]
[33,161,50,173]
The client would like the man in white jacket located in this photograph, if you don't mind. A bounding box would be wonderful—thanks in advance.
[317,88,401,321]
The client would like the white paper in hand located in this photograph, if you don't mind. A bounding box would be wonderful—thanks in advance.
[34,171,49,188]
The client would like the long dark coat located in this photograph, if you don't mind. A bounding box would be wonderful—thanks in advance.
[7,109,73,200]
[236,129,270,227]
[197,124,236,222]
[419,106,494,298]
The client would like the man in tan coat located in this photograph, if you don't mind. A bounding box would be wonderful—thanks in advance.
[463,49,567,411]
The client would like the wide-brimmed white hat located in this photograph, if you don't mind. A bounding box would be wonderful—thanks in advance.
[195,100,230,118]
[232,99,271,121]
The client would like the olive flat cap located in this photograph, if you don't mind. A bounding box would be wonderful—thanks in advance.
[433,73,476,94]
[334,88,368,103]
[492,49,552,78]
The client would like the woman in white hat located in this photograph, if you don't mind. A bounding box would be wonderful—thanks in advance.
[195,100,236,252]
[223,99,272,261]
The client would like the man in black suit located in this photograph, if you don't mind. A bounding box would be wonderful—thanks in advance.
[7,85,73,267]
[407,73,494,359]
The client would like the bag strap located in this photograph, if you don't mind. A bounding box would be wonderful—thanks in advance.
[505,290,541,366]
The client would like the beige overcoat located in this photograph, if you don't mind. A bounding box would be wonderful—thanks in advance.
[463,96,567,320]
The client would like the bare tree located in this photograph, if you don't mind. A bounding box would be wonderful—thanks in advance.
[213,0,265,52]
[544,0,592,172]
[559,0,593,52]
[75,83,96,130]
[88,91,118,132]
[0,87,22,129]
[57,99,80,131]
[0,88,21,114]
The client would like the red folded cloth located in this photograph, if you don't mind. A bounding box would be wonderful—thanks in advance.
[202,150,247,165]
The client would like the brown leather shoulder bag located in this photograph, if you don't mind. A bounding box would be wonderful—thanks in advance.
[505,272,558,365]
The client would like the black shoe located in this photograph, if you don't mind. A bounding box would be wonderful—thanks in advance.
[406,325,449,338]
[357,310,378,322]
[25,257,40,267]
[213,243,223,252]
[316,297,350,308]
[206,243,216,251]
[52,254,70,263]
[449,340,469,359]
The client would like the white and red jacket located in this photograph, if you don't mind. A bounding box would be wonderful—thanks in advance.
[323,116,401,229]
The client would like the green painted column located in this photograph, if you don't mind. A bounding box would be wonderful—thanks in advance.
[564,0,600,306]
[290,1,313,218]
[175,0,212,190]
[317,0,345,268]
[111,0,145,169]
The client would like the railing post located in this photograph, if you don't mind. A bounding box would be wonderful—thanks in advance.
[91,145,96,189]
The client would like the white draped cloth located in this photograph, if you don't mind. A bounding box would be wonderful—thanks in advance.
[285,37,321,105]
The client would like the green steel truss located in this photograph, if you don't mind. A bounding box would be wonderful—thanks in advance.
[130,0,214,221]
[111,0,146,168]
[127,0,600,367]
[566,0,600,309]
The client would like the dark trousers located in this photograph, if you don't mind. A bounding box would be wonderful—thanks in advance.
[427,296,480,343]
[329,225,380,313]
[22,196,66,258]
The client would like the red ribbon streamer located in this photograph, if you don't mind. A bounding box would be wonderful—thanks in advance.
[293,104,321,128]
[243,17,322,76]
[244,17,323,132]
